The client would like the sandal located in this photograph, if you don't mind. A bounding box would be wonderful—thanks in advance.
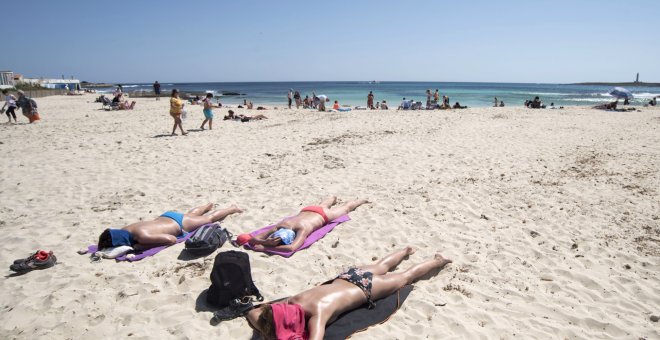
[211,298,255,324]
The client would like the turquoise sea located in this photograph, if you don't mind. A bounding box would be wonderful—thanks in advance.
[101,82,660,108]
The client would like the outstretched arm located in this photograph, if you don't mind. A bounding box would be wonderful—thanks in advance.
[307,315,326,340]
[256,231,305,252]
[251,226,279,242]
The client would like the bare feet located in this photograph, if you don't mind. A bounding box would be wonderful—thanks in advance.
[434,253,453,266]
[405,246,416,256]
[229,204,244,214]
[171,133,177,136]
[200,126,205,130]
[201,202,214,214]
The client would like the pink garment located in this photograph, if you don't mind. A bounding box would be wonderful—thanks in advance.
[271,303,308,340]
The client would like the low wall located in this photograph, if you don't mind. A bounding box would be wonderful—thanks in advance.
[0,89,68,100]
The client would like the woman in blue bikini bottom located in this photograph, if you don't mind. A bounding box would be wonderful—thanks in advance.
[97,203,243,250]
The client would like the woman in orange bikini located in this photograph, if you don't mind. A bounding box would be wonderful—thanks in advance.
[241,196,368,252]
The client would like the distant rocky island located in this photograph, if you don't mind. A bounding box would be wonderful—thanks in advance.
[571,81,660,87]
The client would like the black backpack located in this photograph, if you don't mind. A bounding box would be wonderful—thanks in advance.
[185,224,231,255]
[207,251,263,308]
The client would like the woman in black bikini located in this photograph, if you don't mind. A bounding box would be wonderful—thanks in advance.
[246,247,452,340]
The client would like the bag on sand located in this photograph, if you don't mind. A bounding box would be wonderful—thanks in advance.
[207,250,263,308]
[184,223,231,255]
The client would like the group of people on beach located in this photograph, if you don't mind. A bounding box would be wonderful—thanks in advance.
[93,196,452,339]
[168,89,269,136]
[285,88,471,112]
[287,89,332,111]
[396,89,466,110]
[1,89,40,124]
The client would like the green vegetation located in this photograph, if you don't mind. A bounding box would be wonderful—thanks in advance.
[14,83,45,90]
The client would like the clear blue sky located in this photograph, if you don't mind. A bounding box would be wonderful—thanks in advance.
[2,0,658,83]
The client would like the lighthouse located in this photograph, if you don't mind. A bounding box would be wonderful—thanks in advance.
[635,73,639,83]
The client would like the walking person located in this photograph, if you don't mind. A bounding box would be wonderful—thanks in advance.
[200,93,219,130]
[170,89,187,136]
[367,91,375,109]
[15,90,40,123]
[153,81,161,100]
[287,89,293,109]
[1,89,18,124]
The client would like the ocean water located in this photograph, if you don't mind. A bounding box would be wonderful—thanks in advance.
[98,82,660,108]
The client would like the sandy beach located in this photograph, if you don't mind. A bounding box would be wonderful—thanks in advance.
[0,94,658,339]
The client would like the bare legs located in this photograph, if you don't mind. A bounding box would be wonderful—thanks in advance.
[182,204,243,232]
[358,246,416,275]
[200,118,213,130]
[367,248,452,301]
[186,202,213,216]
[321,196,369,222]
[171,115,186,136]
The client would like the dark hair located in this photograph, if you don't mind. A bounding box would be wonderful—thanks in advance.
[97,229,112,249]
[171,89,179,97]
[206,93,213,98]
[256,305,276,339]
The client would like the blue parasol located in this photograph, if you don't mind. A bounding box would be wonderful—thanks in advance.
[609,87,634,99]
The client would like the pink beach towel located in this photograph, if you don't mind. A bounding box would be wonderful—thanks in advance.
[243,215,350,257]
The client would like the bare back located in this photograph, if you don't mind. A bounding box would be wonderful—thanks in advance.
[123,217,180,239]
[278,211,327,236]
[288,279,367,324]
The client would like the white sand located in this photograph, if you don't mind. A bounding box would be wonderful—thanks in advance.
[0,95,658,339]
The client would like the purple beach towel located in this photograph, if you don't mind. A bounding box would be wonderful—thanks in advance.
[86,232,193,262]
[244,215,350,257]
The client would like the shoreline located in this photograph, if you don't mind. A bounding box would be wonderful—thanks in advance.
[0,95,658,339]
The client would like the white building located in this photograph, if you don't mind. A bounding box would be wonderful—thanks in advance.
[0,71,14,89]
[21,77,81,90]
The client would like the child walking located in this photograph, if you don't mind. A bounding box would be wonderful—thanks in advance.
[200,93,220,130]
[1,89,18,123]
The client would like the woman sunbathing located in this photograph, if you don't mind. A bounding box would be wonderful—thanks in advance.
[593,100,618,110]
[237,196,367,252]
[97,203,242,250]
[223,110,268,122]
[246,247,452,339]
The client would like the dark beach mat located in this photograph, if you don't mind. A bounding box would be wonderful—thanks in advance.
[325,285,413,340]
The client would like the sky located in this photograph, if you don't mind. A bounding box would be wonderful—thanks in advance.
[2,0,659,84]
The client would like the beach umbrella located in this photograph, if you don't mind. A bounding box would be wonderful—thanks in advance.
[609,87,633,99]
